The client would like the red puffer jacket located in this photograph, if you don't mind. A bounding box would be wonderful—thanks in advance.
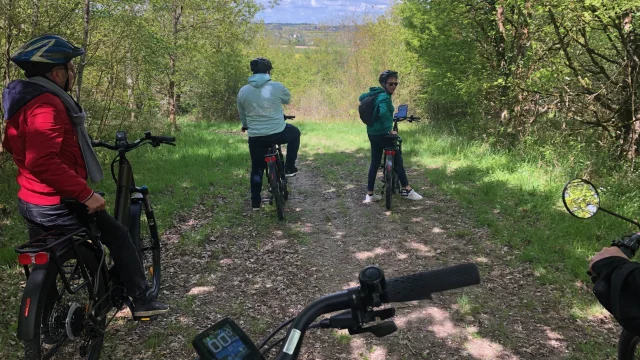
[2,82,93,205]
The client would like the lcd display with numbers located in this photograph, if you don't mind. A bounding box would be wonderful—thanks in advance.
[192,318,262,360]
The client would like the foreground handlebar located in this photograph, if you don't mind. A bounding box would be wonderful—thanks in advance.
[385,263,480,303]
[284,115,296,120]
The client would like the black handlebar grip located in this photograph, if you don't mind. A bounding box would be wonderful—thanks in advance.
[156,136,176,142]
[284,115,296,120]
[620,246,635,258]
[385,263,481,303]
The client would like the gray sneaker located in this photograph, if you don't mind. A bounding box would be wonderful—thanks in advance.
[133,300,169,317]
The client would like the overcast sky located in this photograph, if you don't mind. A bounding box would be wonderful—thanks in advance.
[255,0,391,24]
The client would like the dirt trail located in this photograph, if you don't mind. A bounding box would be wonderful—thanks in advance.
[103,152,617,359]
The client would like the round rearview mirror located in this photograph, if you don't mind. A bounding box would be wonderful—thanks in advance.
[562,178,600,219]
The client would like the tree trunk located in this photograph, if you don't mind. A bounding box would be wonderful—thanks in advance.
[168,2,182,132]
[75,0,90,102]
[168,75,177,130]
[1,3,13,152]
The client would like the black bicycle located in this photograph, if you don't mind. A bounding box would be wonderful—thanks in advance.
[192,262,481,359]
[254,115,294,221]
[383,104,420,210]
[15,131,175,360]
[562,178,640,360]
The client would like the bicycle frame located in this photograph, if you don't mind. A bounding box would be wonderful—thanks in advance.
[264,144,286,194]
[383,120,402,194]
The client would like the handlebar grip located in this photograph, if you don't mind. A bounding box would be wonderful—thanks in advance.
[284,115,296,120]
[620,246,635,258]
[156,136,176,143]
[385,263,481,303]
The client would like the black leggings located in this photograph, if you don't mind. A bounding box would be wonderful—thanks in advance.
[367,134,408,192]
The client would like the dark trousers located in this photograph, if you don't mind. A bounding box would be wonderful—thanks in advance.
[248,124,301,207]
[367,134,409,192]
[18,199,150,302]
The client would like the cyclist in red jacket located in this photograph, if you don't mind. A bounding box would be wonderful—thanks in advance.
[2,35,168,318]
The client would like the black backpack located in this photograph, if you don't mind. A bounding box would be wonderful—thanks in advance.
[358,94,379,126]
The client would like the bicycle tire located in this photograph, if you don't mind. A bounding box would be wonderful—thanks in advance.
[129,201,161,300]
[385,155,394,210]
[282,174,289,201]
[618,328,640,360]
[269,163,285,220]
[278,150,289,201]
[141,203,162,300]
[24,245,106,360]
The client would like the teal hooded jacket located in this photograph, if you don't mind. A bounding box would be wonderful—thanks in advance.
[359,87,394,135]
[237,73,291,137]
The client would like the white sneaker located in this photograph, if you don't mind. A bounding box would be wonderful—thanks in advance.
[401,189,422,200]
[363,194,382,203]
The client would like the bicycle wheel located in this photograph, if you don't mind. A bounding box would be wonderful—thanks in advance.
[618,328,640,360]
[140,203,162,300]
[269,162,285,220]
[385,155,394,210]
[24,245,107,360]
[279,157,289,201]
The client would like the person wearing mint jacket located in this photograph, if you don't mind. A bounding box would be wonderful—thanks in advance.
[237,57,300,210]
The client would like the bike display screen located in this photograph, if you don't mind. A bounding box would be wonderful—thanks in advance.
[395,104,408,118]
[192,318,261,360]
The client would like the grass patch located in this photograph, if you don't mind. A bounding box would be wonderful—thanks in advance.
[334,331,351,344]
[143,331,169,350]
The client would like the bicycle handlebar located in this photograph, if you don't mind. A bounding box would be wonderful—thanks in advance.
[92,132,176,152]
[284,115,296,120]
[274,263,480,359]
[385,263,480,302]
[394,115,421,122]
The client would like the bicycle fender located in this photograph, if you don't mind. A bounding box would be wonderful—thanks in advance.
[17,265,49,340]
[385,157,394,173]
[128,201,142,251]
[268,162,277,182]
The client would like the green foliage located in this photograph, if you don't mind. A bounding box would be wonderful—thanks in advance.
[246,15,422,120]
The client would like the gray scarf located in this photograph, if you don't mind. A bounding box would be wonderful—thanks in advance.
[27,76,103,183]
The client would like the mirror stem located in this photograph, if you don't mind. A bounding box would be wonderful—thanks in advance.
[599,207,640,229]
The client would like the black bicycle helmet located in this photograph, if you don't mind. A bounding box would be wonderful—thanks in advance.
[250,57,273,74]
[11,35,84,74]
[379,70,399,87]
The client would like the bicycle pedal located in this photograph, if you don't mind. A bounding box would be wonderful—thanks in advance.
[134,315,158,321]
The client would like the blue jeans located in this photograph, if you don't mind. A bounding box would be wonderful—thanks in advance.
[367,134,409,192]
[248,124,301,207]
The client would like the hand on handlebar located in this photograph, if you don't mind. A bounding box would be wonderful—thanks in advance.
[589,246,629,273]
[241,126,248,133]
[83,192,106,214]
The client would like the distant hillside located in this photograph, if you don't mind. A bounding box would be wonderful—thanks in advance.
[264,23,352,46]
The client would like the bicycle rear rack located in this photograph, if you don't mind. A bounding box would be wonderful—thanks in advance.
[15,229,98,294]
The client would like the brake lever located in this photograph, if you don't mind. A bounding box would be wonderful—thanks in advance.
[348,321,398,338]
